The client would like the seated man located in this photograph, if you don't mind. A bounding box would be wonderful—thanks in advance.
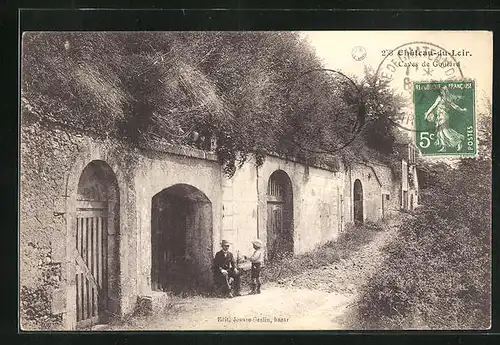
[213,240,241,297]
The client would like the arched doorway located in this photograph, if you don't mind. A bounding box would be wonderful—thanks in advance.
[151,184,213,295]
[267,170,294,261]
[75,160,120,328]
[353,179,363,224]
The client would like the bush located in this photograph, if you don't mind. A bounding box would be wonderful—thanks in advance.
[22,32,404,177]
[263,221,382,283]
[338,221,384,251]
[355,158,491,330]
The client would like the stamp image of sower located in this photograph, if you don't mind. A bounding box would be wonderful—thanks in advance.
[414,80,476,156]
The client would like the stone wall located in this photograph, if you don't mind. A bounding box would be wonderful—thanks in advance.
[222,155,345,258]
[370,163,401,217]
[132,146,222,296]
[21,119,138,329]
[400,158,419,210]
[20,121,403,330]
[346,164,382,223]
[408,163,420,208]
[20,120,222,330]
[220,158,259,260]
[344,162,400,224]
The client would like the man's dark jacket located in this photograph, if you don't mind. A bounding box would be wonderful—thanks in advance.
[213,250,237,273]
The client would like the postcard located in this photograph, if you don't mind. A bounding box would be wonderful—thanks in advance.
[20,30,492,331]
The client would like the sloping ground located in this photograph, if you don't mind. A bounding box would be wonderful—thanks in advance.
[98,218,400,331]
[278,219,399,296]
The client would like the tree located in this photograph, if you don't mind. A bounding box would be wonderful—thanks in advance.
[21,32,408,176]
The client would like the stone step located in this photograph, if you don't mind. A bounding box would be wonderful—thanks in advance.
[90,324,108,331]
[135,292,169,315]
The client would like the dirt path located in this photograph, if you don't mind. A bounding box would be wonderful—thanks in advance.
[100,219,399,331]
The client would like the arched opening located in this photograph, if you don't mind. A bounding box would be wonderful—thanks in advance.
[75,160,120,328]
[266,170,294,261]
[353,179,363,224]
[151,184,213,295]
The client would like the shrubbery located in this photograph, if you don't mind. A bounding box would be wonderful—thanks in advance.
[22,32,404,177]
[356,158,491,329]
[262,221,384,283]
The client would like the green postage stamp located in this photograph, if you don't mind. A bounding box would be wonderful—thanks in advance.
[414,80,476,156]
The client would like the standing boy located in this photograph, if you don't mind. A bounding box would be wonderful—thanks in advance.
[245,239,264,294]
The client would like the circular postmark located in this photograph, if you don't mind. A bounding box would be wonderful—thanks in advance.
[352,46,367,61]
[375,41,465,133]
[284,68,366,154]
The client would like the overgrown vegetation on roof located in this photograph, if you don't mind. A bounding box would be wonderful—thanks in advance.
[22,32,404,176]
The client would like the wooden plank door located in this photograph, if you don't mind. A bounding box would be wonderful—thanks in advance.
[267,202,283,260]
[353,180,363,224]
[75,201,108,328]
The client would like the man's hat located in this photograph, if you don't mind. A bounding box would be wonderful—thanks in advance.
[221,240,230,246]
[252,239,263,248]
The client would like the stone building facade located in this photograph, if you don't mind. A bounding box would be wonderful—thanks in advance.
[20,120,418,330]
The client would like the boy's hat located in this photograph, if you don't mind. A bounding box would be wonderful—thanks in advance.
[252,239,263,248]
[221,240,230,246]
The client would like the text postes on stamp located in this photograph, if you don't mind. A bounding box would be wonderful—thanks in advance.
[414,80,476,156]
